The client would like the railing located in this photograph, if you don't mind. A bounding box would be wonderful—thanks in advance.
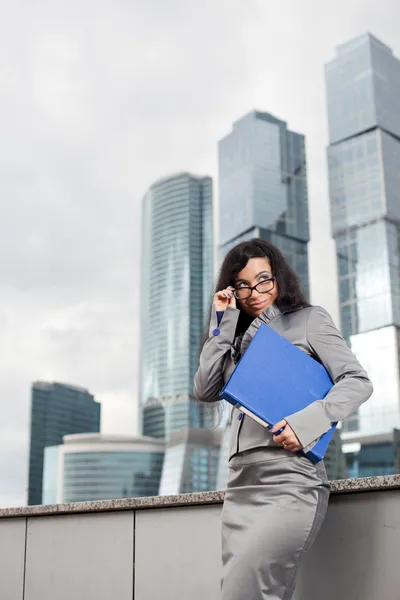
[0,475,399,600]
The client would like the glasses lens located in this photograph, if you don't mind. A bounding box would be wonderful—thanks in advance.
[255,279,274,293]
[234,288,251,300]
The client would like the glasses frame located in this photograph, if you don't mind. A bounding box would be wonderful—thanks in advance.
[233,277,275,300]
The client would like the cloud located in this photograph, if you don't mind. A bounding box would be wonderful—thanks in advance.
[0,0,399,506]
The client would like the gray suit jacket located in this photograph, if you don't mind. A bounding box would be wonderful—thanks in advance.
[194,304,373,460]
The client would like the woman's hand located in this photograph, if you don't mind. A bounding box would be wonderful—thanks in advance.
[214,287,236,312]
[271,420,303,452]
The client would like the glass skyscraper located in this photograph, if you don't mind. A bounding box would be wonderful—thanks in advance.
[140,173,218,493]
[28,382,101,505]
[218,110,310,297]
[158,428,222,496]
[42,434,165,504]
[326,33,400,475]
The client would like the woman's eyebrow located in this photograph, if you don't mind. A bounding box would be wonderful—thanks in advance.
[236,270,271,284]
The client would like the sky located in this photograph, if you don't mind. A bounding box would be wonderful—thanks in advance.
[0,0,399,507]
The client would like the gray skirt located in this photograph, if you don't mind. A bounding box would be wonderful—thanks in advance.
[221,447,330,600]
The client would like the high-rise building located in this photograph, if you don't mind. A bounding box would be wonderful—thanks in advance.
[325,33,400,475]
[42,434,165,504]
[158,428,222,496]
[218,110,310,296]
[140,173,217,493]
[28,382,101,505]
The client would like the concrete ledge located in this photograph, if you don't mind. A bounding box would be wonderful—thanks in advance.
[0,474,399,518]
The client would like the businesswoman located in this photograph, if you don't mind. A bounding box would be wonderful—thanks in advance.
[194,239,372,600]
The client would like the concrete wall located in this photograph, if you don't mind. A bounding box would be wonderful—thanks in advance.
[0,489,399,600]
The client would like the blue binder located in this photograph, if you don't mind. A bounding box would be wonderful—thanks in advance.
[219,323,336,463]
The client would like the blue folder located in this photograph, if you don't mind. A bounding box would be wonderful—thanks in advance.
[219,323,336,464]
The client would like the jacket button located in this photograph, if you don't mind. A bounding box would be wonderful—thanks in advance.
[238,413,243,421]
[212,328,220,336]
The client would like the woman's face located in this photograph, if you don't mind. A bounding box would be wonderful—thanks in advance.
[234,257,279,318]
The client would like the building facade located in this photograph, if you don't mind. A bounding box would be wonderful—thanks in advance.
[28,382,101,505]
[218,110,310,297]
[326,33,400,475]
[140,173,217,493]
[158,428,222,496]
[43,434,165,504]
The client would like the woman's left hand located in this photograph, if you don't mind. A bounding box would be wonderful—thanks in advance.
[271,420,303,452]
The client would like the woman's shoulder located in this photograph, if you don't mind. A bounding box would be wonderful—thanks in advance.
[290,304,332,316]
[285,305,335,327]
[297,306,343,342]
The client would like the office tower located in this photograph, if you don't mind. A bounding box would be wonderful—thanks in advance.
[140,173,217,493]
[158,428,222,495]
[326,33,400,475]
[218,110,310,297]
[42,434,165,504]
[28,382,101,505]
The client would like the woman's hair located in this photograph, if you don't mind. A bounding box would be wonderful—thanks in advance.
[208,238,310,340]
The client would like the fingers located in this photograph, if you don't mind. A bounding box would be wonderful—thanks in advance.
[273,431,289,444]
[283,442,302,452]
[280,435,297,447]
[271,419,287,435]
[228,289,236,308]
[214,287,236,310]
[216,287,234,299]
[274,430,297,445]
[272,421,303,452]
[277,435,302,452]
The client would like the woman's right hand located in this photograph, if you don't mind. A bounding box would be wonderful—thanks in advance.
[213,287,236,312]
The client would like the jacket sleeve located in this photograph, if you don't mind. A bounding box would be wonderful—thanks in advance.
[193,306,240,403]
[284,305,373,449]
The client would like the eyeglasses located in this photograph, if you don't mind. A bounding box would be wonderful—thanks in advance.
[233,278,275,300]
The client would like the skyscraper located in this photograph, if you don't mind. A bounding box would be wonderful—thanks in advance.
[28,381,101,505]
[326,33,400,475]
[218,110,310,296]
[158,428,222,496]
[140,173,218,493]
[42,434,164,504]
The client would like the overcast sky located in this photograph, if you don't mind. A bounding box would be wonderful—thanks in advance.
[1,0,399,507]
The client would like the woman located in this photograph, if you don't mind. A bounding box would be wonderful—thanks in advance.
[194,239,373,600]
